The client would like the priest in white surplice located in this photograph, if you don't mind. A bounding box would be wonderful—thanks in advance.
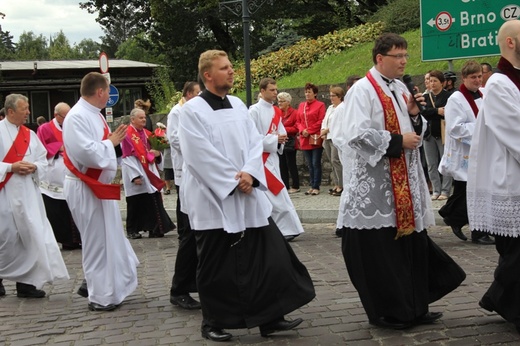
[63,72,139,312]
[338,33,464,330]
[249,78,304,241]
[0,94,69,298]
[467,20,520,334]
[178,50,315,342]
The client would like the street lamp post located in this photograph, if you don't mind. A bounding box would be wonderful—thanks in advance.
[220,0,272,107]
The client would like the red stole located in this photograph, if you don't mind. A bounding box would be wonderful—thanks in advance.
[366,71,415,238]
[0,125,31,191]
[262,106,285,195]
[49,119,63,143]
[62,115,121,200]
[459,84,482,117]
[126,126,165,191]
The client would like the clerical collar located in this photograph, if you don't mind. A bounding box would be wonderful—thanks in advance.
[200,89,232,110]
[381,75,395,84]
[468,89,481,100]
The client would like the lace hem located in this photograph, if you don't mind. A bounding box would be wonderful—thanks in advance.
[468,191,520,237]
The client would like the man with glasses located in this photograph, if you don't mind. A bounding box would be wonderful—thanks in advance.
[338,33,464,330]
[481,62,493,87]
[37,102,82,250]
[0,94,69,298]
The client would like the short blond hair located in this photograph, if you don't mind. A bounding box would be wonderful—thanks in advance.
[198,50,228,83]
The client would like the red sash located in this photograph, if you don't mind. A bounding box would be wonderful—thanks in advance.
[49,119,63,143]
[126,126,165,191]
[0,126,31,191]
[63,115,121,200]
[262,107,285,195]
[366,71,415,238]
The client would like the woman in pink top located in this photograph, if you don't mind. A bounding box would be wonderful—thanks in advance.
[297,83,326,195]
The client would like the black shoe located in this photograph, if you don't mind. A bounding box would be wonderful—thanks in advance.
[415,311,443,325]
[450,225,467,241]
[77,279,88,298]
[0,279,5,297]
[259,317,303,337]
[16,282,46,298]
[201,325,232,342]
[88,302,119,311]
[369,317,413,330]
[127,232,142,239]
[170,294,201,309]
[149,232,164,238]
[478,296,495,312]
[335,228,342,237]
[472,235,495,245]
[284,235,296,242]
[62,243,82,250]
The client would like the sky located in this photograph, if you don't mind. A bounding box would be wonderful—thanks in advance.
[1,0,105,45]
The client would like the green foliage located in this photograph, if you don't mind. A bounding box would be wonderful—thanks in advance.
[146,66,178,113]
[115,34,164,64]
[17,31,49,60]
[74,39,102,59]
[232,22,385,92]
[369,0,420,34]
[0,28,16,60]
[49,30,77,60]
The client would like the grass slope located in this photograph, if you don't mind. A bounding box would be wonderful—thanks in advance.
[238,29,500,96]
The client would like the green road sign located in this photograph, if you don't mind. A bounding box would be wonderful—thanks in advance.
[420,1,520,61]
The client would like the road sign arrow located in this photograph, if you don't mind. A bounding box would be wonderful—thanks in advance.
[428,18,435,27]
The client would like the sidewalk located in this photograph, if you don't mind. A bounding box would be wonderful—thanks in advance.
[0,222,517,345]
[118,186,447,225]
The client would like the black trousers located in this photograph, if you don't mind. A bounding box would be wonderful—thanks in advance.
[170,185,198,296]
[439,180,487,239]
[279,150,299,189]
[481,235,520,326]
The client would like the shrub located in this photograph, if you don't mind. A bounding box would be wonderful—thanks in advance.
[369,0,420,34]
[232,22,384,93]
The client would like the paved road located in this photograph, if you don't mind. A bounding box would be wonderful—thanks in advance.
[0,218,518,345]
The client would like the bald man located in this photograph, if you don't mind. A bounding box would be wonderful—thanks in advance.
[37,102,82,250]
[467,19,520,334]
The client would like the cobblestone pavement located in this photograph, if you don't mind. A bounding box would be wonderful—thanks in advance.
[0,219,518,345]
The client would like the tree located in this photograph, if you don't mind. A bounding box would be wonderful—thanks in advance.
[74,38,102,59]
[0,26,16,60]
[79,0,151,57]
[115,34,163,63]
[16,31,49,60]
[48,30,77,60]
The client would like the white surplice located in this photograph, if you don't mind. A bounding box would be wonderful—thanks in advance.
[438,90,482,182]
[0,119,69,288]
[467,73,520,237]
[179,96,272,233]
[38,118,68,199]
[167,103,183,185]
[338,67,434,231]
[249,98,304,237]
[62,98,139,306]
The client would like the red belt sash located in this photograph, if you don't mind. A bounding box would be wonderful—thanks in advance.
[63,115,121,200]
[126,126,165,191]
[0,126,30,191]
[366,71,415,238]
[262,107,285,195]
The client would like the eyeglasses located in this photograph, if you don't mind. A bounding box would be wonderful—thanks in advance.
[382,53,410,59]
[56,113,66,118]
[329,94,337,98]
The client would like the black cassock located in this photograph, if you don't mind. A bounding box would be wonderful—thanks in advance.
[195,218,315,329]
